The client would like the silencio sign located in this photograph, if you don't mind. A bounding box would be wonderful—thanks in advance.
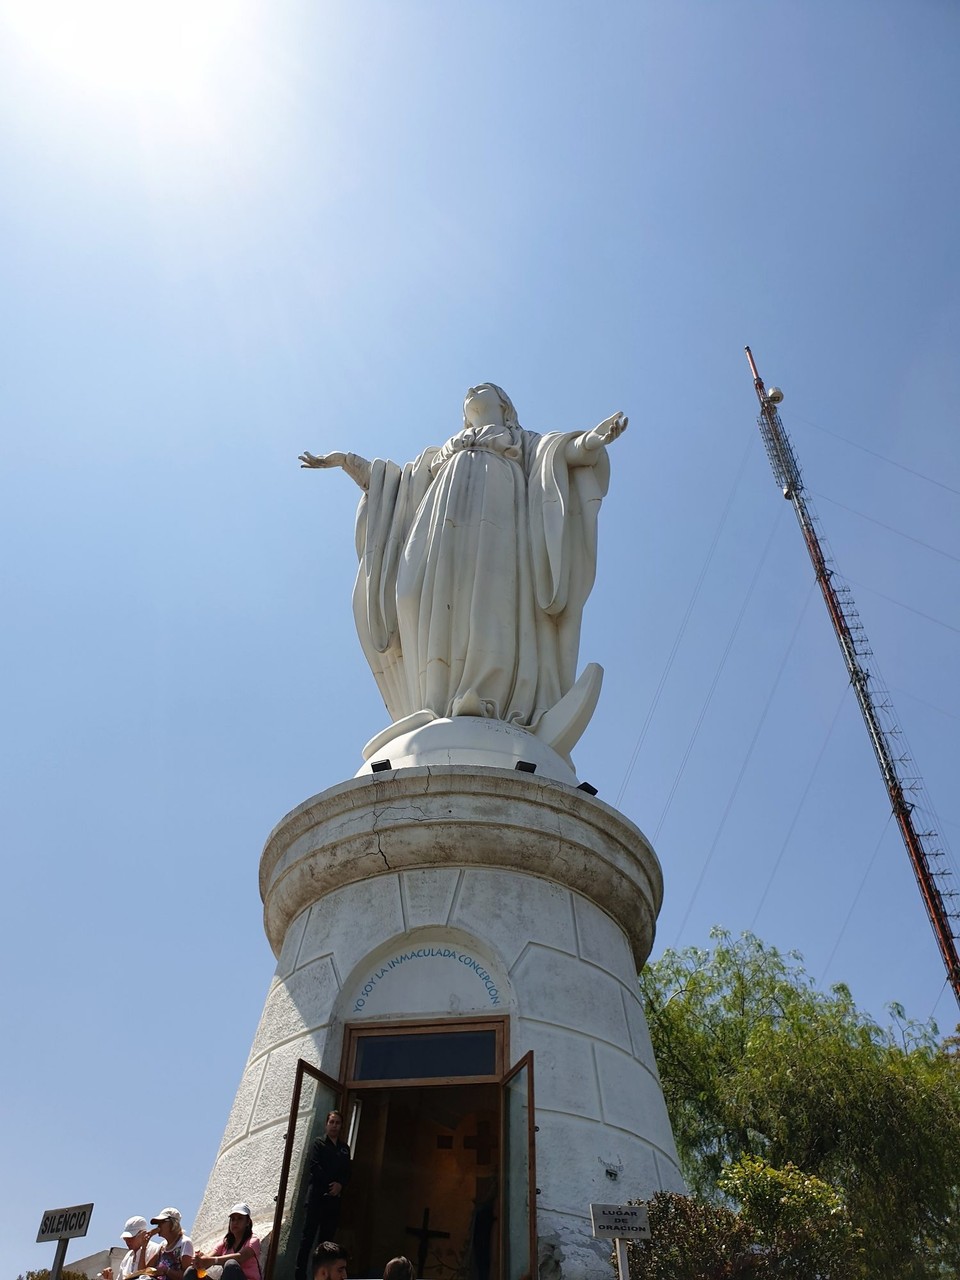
[37,1204,94,1243]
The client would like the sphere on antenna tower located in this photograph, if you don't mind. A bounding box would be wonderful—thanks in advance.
[767,386,785,404]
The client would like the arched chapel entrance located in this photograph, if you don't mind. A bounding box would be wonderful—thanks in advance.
[266,1019,535,1280]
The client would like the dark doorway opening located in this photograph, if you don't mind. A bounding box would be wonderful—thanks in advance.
[342,1083,499,1280]
[267,1023,534,1280]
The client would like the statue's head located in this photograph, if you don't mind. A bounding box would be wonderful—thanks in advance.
[463,383,520,431]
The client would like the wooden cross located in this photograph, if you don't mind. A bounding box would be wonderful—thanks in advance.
[463,1119,497,1165]
[405,1206,451,1277]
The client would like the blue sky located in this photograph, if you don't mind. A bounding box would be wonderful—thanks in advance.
[2,0,958,1272]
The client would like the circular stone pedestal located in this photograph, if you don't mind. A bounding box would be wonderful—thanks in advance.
[357,715,580,785]
[194,768,684,1279]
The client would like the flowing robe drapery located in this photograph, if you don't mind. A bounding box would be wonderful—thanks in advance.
[352,421,610,729]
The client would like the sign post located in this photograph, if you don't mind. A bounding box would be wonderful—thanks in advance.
[37,1203,94,1280]
[590,1202,650,1279]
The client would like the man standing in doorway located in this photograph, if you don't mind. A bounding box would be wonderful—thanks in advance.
[295,1111,351,1280]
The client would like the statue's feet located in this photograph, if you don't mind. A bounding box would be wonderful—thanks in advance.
[451,689,485,717]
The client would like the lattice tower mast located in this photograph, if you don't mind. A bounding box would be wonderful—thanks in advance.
[744,346,960,1008]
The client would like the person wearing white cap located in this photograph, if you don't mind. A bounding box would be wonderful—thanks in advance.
[188,1204,260,1280]
[151,1208,195,1280]
[103,1217,161,1280]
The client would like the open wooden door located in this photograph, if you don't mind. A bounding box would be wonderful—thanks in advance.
[499,1052,536,1280]
[264,1060,344,1280]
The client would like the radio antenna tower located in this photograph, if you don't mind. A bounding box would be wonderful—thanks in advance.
[744,346,960,1008]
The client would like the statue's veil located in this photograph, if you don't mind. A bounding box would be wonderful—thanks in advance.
[463,382,521,431]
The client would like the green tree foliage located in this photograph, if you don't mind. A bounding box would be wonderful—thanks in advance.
[639,930,960,1278]
[622,1189,757,1279]
[624,1158,864,1279]
[17,1270,92,1280]
[718,1157,863,1276]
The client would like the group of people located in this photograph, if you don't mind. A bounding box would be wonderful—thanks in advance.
[106,1205,261,1280]
[103,1112,410,1280]
[106,1211,409,1280]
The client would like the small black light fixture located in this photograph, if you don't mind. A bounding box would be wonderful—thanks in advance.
[577,781,598,795]
[515,760,537,773]
[370,759,392,773]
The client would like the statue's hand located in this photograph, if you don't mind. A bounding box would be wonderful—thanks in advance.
[584,412,628,450]
[299,450,346,469]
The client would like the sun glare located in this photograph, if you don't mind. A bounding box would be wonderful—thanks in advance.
[4,0,243,107]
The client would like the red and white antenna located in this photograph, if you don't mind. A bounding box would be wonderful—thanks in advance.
[745,346,960,1008]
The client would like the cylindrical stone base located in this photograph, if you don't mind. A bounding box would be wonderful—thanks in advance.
[194,768,683,1279]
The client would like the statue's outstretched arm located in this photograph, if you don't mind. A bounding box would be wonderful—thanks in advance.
[299,450,372,491]
[564,412,628,466]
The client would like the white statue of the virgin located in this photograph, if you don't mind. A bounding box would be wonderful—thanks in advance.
[300,383,626,762]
